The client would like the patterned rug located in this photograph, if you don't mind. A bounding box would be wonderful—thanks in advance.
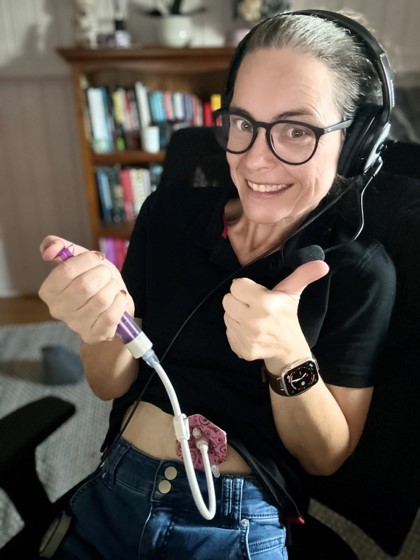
[0,321,112,547]
[0,322,418,558]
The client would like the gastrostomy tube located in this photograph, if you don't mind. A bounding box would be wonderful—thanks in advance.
[55,245,217,519]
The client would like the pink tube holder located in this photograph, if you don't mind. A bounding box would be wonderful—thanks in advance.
[176,414,227,470]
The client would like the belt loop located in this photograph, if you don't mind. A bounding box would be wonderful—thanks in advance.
[220,476,243,528]
[232,477,243,524]
[101,439,130,489]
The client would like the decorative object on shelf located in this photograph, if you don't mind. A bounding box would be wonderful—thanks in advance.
[136,0,206,18]
[155,14,192,47]
[74,0,97,47]
[236,0,291,22]
[226,0,291,46]
[113,0,131,47]
[136,1,206,48]
[140,126,160,153]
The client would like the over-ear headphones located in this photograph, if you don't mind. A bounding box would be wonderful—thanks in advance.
[222,9,395,178]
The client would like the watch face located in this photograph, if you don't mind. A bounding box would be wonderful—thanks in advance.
[283,362,318,396]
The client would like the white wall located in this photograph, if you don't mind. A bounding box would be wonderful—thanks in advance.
[0,0,419,296]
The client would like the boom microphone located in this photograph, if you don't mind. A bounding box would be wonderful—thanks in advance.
[283,244,325,269]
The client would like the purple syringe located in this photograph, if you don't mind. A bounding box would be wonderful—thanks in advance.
[55,245,159,367]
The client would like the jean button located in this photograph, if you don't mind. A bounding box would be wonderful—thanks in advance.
[164,466,178,480]
[158,480,172,494]
[240,518,249,527]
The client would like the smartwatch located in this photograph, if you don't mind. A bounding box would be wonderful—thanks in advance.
[262,357,319,396]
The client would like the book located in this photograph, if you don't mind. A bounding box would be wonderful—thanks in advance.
[114,238,129,270]
[108,166,126,222]
[110,88,126,151]
[148,90,166,124]
[125,88,141,149]
[134,81,152,129]
[99,237,128,270]
[203,100,213,127]
[192,95,203,126]
[95,168,113,223]
[163,90,175,121]
[130,168,146,215]
[210,93,222,112]
[172,92,185,121]
[86,87,113,153]
[119,168,135,221]
[149,163,163,191]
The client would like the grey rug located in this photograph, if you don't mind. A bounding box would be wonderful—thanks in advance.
[0,321,112,547]
[0,322,418,557]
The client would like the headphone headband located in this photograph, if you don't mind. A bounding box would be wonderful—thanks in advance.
[292,10,395,124]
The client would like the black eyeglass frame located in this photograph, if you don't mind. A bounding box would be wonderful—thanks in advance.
[213,108,353,166]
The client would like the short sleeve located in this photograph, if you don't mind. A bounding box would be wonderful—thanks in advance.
[313,240,396,387]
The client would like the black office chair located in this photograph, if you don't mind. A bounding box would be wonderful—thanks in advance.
[1,127,419,559]
[162,128,420,559]
[0,397,75,559]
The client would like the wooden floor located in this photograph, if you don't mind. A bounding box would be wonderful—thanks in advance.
[0,295,54,325]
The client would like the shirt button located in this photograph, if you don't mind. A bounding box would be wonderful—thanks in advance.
[158,480,172,494]
[164,466,178,480]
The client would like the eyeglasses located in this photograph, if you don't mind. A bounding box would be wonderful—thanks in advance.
[213,109,353,165]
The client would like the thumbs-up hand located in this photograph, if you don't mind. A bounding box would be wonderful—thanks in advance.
[222,260,329,364]
[39,235,133,343]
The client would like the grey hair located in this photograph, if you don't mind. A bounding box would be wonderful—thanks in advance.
[242,12,383,120]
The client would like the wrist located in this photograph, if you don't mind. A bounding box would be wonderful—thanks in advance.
[264,344,311,375]
[262,355,319,397]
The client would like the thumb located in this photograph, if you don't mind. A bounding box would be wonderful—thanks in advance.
[273,260,329,297]
[40,235,89,262]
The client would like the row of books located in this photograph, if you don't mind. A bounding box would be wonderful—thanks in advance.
[99,237,128,271]
[95,164,162,224]
[85,82,222,153]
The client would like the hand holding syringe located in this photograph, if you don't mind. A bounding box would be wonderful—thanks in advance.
[40,239,220,520]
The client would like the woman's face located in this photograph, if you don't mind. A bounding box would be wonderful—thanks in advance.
[227,48,344,228]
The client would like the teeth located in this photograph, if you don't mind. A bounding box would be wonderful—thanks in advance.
[247,181,289,193]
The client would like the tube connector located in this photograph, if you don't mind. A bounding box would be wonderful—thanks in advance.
[173,414,190,442]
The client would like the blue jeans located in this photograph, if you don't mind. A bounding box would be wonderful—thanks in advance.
[54,438,287,559]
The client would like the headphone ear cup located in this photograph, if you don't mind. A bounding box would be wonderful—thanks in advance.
[338,104,382,177]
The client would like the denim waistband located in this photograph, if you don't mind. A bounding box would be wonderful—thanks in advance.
[100,438,279,529]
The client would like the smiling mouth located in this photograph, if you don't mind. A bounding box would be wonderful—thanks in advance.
[247,181,292,193]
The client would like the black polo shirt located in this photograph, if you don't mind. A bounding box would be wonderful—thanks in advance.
[103,185,396,519]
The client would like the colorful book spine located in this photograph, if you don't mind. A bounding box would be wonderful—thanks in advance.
[134,81,152,129]
[99,237,129,270]
[86,87,113,153]
[119,168,135,222]
[96,168,113,223]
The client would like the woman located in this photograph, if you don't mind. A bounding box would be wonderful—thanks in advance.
[39,10,396,559]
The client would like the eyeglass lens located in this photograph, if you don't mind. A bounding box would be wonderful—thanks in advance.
[214,113,317,164]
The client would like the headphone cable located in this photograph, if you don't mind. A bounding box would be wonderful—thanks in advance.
[101,169,375,463]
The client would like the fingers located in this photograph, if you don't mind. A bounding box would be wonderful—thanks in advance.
[222,262,329,363]
[40,236,89,262]
[79,283,131,343]
[41,270,132,343]
[272,260,329,296]
[90,289,131,340]
[227,277,267,304]
[39,251,113,299]
[39,236,135,344]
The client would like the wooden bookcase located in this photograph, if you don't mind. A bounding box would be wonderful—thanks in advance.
[57,46,234,251]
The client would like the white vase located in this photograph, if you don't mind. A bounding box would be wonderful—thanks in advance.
[155,15,192,48]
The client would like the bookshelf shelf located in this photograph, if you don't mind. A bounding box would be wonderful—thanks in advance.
[58,46,233,261]
[99,222,134,238]
[92,150,166,166]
